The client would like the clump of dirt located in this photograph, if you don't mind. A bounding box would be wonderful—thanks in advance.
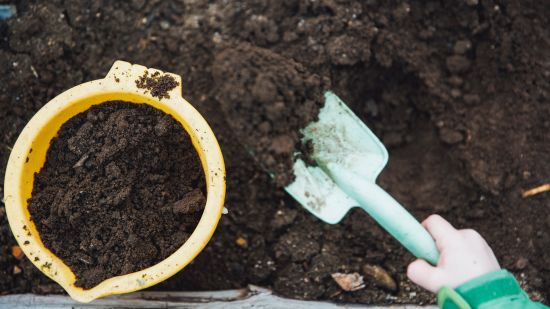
[135,71,178,99]
[212,43,328,186]
[28,102,205,289]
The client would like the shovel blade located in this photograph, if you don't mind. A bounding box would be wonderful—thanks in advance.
[285,92,388,224]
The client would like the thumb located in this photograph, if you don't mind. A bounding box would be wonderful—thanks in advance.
[407,259,444,293]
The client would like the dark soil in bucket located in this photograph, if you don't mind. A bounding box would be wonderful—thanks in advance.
[28,102,205,289]
[0,0,548,305]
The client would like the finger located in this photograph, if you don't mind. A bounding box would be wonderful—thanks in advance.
[407,259,444,293]
[422,214,460,251]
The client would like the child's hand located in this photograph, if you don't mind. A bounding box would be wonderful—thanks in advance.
[407,215,501,292]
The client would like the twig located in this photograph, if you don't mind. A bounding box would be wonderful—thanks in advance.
[522,184,550,198]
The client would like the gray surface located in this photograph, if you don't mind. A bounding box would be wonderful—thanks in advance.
[0,285,437,308]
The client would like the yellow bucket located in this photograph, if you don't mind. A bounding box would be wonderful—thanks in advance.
[3,61,226,302]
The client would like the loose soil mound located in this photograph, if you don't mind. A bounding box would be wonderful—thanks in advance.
[0,0,548,305]
[212,43,327,186]
[28,102,205,289]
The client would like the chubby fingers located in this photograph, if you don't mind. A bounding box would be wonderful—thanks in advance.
[422,214,461,251]
[407,259,445,293]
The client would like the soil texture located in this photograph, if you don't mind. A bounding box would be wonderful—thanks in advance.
[28,102,205,289]
[212,43,327,186]
[135,71,178,99]
[0,0,548,305]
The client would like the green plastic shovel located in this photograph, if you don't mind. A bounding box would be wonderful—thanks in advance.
[285,92,440,265]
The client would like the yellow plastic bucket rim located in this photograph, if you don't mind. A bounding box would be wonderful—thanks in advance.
[3,60,226,302]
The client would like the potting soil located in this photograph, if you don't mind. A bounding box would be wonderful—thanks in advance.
[27,102,205,289]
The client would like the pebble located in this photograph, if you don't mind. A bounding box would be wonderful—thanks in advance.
[160,20,170,30]
[212,32,222,44]
[13,265,22,275]
[362,264,397,291]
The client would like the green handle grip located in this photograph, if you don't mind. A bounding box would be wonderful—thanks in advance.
[327,164,440,265]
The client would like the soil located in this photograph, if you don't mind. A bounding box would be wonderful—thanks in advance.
[212,43,328,186]
[27,102,205,289]
[135,71,178,99]
[0,0,548,305]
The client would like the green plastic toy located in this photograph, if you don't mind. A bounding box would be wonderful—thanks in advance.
[285,91,440,265]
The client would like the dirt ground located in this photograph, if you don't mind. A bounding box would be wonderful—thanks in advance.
[0,0,548,305]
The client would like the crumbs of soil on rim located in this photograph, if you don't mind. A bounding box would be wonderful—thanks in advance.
[135,71,179,99]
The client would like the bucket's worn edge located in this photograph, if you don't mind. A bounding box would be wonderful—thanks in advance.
[0,285,436,308]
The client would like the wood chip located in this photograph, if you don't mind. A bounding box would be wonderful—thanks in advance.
[331,272,365,291]
[11,245,24,260]
[522,183,550,198]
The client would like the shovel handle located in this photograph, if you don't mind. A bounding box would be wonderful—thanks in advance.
[327,165,440,265]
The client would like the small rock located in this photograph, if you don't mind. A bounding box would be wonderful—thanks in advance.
[515,257,528,270]
[465,0,478,6]
[235,237,248,248]
[453,40,472,54]
[446,55,470,73]
[212,32,222,44]
[11,245,24,260]
[362,264,397,291]
[13,265,22,275]
[184,15,201,29]
[331,272,365,291]
[160,20,170,30]
[439,128,464,144]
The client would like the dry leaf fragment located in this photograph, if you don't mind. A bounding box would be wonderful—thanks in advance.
[331,272,365,291]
